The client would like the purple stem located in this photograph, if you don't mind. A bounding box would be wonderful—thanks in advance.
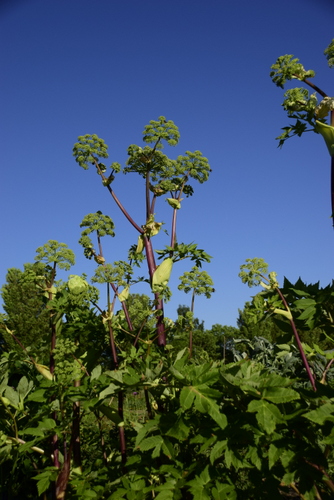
[276,287,316,391]
[143,236,166,346]
[330,111,334,227]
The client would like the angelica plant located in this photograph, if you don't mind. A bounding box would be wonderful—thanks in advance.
[270,39,334,223]
[73,117,212,346]
[239,258,316,391]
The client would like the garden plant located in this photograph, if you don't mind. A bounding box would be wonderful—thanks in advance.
[1,39,334,500]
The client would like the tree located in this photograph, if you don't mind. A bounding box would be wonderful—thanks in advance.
[207,323,240,361]
[237,300,283,343]
[0,262,51,360]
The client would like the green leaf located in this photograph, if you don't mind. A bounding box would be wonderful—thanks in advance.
[247,400,283,434]
[303,403,334,424]
[212,482,237,500]
[118,286,130,302]
[210,440,227,464]
[23,427,45,437]
[297,306,316,320]
[98,404,122,425]
[169,365,185,381]
[166,198,181,209]
[155,491,174,500]
[316,120,334,156]
[180,386,196,410]
[246,446,262,470]
[99,383,118,399]
[165,416,190,440]
[17,376,33,400]
[36,477,51,496]
[294,298,316,308]
[91,365,102,380]
[4,386,19,408]
[137,435,163,452]
[262,386,300,403]
[152,258,173,290]
[28,389,48,402]
[268,443,282,469]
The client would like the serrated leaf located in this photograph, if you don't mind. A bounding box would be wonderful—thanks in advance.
[99,383,118,399]
[246,446,262,470]
[294,298,316,308]
[4,386,19,408]
[23,427,45,437]
[208,403,228,430]
[28,389,47,402]
[180,387,196,410]
[91,365,102,381]
[268,443,281,469]
[169,365,185,381]
[247,400,283,434]
[36,477,51,496]
[155,491,174,500]
[262,386,300,403]
[303,403,334,424]
[212,482,237,500]
[165,416,190,440]
[137,435,163,452]
[17,376,32,399]
[297,305,316,320]
[210,440,227,464]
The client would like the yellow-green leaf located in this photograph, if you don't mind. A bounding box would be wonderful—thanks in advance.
[152,258,173,289]
[166,198,181,209]
[316,120,334,156]
[118,286,130,302]
[34,363,54,381]
[136,235,144,254]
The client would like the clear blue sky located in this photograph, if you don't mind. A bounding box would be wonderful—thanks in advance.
[1,0,334,328]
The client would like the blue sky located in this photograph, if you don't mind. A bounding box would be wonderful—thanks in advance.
[1,0,334,328]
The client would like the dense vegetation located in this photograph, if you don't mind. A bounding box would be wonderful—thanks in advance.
[1,40,334,499]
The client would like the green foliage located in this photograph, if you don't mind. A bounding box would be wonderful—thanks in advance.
[3,109,334,500]
[4,344,334,498]
[73,133,109,170]
[80,211,115,239]
[156,242,212,267]
[178,266,215,299]
[0,263,51,359]
[270,54,315,88]
[324,38,334,68]
[91,261,134,287]
[239,257,270,288]
[35,240,75,271]
[270,45,333,149]
[142,116,180,147]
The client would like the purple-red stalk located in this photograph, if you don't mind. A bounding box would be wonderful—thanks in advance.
[276,287,316,391]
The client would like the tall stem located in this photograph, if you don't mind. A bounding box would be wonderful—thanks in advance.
[276,287,316,391]
[301,77,327,98]
[118,392,126,465]
[330,111,334,227]
[93,157,143,234]
[143,236,166,346]
[170,209,177,249]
